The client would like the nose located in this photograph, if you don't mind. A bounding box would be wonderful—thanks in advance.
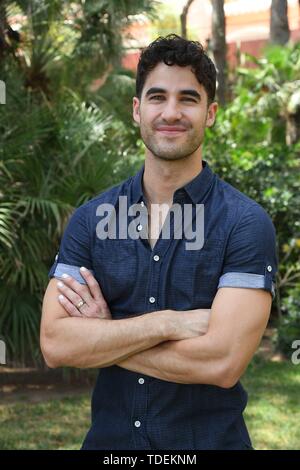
[160,99,183,122]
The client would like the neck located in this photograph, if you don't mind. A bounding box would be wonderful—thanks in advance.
[143,150,203,205]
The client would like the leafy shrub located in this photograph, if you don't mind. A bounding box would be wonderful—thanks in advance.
[205,42,300,311]
[276,285,300,356]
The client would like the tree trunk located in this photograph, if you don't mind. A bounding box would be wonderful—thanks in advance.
[270,0,290,45]
[180,0,194,39]
[211,0,227,106]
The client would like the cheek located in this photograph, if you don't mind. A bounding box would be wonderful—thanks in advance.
[194,113,208,129]
[141,110,160,128]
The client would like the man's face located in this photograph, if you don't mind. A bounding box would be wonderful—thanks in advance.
[133,62,217,161]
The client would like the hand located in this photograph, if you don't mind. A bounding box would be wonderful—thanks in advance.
[168,308,211,341]
[57,267,111,319]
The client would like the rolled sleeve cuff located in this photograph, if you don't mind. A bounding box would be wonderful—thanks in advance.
[50,263,95,285]
[218,272,276,299]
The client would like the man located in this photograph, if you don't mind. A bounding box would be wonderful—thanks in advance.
[40,34,277,450]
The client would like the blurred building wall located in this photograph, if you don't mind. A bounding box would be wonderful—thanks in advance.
[122,0,300,71]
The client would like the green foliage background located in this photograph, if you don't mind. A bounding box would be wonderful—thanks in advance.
[204,45,300,353]
[0,1,299,365]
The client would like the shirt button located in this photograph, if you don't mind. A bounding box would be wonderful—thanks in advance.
[149,297,156,304]
[138,378,144,384]
[134,420,141,428]
[55,254,58,261]
[137,224,143,232]
[153,255,160,262]
[267,265,272,272]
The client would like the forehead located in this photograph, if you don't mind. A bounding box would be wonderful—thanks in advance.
[142,62,203,97]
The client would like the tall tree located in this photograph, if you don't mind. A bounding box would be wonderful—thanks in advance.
[211,0,227,106]
[180,0,194,39]
[270,0,290,45]
[1,0,156,95]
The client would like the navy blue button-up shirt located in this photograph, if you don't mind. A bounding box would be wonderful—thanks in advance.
[49,160,277,450]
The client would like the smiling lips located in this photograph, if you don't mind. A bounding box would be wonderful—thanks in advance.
[155,126,187,136]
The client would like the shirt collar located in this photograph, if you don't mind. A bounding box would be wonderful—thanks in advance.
[180,160,215,204]
[130,160,215,205]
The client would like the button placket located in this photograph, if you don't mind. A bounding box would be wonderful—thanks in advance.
[131,372,151,449]
[147,250,163,310]
[147,214,179,311]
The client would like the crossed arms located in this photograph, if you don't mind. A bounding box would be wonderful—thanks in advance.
[117,286,271,387]
[40,270,272,388]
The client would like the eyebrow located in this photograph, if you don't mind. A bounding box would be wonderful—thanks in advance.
[145,87,166,97]
[180,89,201,100]
[145,87,201,100]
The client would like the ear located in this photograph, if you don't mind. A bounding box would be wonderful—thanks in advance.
[206,102,218,128]
[133,96,141,125]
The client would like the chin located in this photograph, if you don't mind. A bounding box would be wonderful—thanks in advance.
[154,152,191,161]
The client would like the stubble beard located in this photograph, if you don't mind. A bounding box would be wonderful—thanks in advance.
[140,121,205,162]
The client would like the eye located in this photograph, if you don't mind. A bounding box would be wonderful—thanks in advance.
[149,95,165,101]
[181,97,197,103]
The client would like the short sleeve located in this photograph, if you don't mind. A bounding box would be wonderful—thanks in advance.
[48,205,94,285]
[217,203,278,299]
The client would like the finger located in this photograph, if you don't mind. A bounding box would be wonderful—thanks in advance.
[76,302,93,317]
[57,280,88,308]
[59,274,93,305]
[79,267,104,301]
[78,304,99,318]
[58,294,82,317]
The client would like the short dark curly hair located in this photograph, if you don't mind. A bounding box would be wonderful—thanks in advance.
[136,34,216,104]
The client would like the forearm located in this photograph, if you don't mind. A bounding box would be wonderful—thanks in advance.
[119,288,272,388]
[42,310,171,369]
[117,333,226,385]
